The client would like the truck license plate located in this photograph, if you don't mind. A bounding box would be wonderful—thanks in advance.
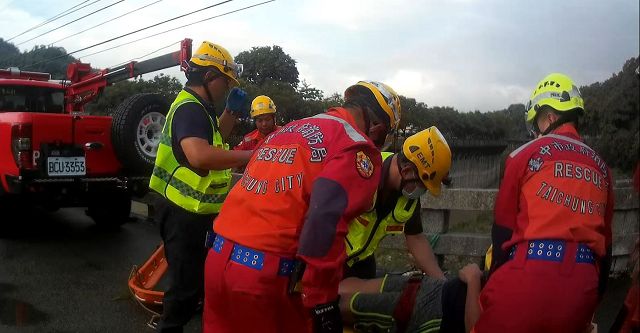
[47,157,86,176]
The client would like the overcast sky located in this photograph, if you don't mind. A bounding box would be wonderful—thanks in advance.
[1,0,638,111]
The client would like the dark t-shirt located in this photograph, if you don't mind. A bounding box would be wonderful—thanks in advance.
[375,155,423,235]
[171,87,218,168]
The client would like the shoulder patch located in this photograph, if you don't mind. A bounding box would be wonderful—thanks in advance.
[356,151,374,178]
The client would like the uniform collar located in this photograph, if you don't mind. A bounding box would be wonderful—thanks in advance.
[183,86,216,115]
[325,107,362,134]
[247,125,281,140]
[549,123,582,141]
[246,129,263,140]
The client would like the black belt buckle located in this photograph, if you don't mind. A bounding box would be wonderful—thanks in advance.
[204,230,216,249]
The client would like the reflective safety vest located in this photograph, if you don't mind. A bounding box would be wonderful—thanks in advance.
[345,152,419,266]
[148,89,231,214]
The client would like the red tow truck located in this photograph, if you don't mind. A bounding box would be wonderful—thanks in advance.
[0,39,192,227]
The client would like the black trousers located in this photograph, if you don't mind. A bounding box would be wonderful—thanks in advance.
[155,198,214,333]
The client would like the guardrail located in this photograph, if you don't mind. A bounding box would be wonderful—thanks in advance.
[135,174,638,274]
[379,187,639,274]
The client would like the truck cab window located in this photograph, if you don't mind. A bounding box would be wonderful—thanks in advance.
[0,85,65,113]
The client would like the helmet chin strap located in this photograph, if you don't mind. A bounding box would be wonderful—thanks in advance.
[203,72,223,105]
[361,105,372,135]
[363,106,389,147]
[396,154,426,199]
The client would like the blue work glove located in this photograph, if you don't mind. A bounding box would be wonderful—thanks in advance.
[311,298,342,333]
[225,87,250,118]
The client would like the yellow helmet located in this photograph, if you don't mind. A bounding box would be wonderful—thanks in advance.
[402,126,452,196]
[250,95,276,118]
[484,245,493,271]
[345,81,401,130]
[189,41,243,87]
[525,73,584,123]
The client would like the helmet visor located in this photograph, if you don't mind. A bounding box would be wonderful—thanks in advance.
[191,54,243,79]
[526,84,581,117]
[524,110,540,138]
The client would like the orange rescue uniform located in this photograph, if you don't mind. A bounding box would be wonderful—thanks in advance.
[233,126,281,151]
[204,107,381,333]
[474,124,614,333]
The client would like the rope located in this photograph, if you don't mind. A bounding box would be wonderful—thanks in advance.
[23,0,235,69]
[16,0,126,46]
[5,0,101,41]
[49,0,163,46]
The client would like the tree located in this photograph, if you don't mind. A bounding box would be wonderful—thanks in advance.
[298,80,324,101]
[85,74,182,115]
[580,56,639,172]
[235,45,299,87]
[0,39,76,79]
[0,38,20,61]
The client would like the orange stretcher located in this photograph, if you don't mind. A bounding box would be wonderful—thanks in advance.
[128,243,167,310]
[128,243,360,332]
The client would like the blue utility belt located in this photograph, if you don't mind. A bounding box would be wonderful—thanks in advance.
[209,233,296,276]
[509,239,596,264]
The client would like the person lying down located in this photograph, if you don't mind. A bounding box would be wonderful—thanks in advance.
[339,263,483,333]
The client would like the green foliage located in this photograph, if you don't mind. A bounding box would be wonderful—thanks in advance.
[580,57,639,172]
[321,92,344,109]
[235,45,300,87]
[227,46,334,147]
[0,39,76,79]
[3,38,635,173]
[0,38,19,59]
[398,97,525,141]
[298,80,324,102]
[85,74,182,115]
[229,77,330,146]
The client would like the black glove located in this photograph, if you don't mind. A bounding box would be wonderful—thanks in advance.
[311,298,342,333]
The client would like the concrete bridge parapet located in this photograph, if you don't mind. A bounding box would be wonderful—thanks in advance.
[380,187,639,274]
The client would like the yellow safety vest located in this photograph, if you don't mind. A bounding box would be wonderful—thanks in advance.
[345,152,419,266]
[148,89,231,214]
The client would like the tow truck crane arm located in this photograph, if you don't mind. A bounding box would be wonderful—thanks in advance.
[64,38,192,112]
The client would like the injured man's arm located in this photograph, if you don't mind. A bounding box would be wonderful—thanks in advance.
[338,263,484,333]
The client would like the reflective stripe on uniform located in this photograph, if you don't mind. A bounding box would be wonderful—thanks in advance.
[346,152,418,266]
[148,89,230,214]
[311,113,366,143]
[152,167,227,204]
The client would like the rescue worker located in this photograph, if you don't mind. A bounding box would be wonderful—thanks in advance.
[339,263,484,333]
[234,95,280,151]
[203,81,401,333]
[473,73,614,333]
[148,41,252,332]
[345,127,452,280]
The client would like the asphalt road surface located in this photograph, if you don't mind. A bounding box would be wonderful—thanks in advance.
[0,205,201,333]
[0,204,631,333]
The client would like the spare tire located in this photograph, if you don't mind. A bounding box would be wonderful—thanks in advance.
[111,93,169,175]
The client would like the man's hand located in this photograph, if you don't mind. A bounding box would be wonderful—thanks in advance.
[460,263,483,332]
[311,298,342,333]
[225,87,249,118]
[458,263,482,284]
